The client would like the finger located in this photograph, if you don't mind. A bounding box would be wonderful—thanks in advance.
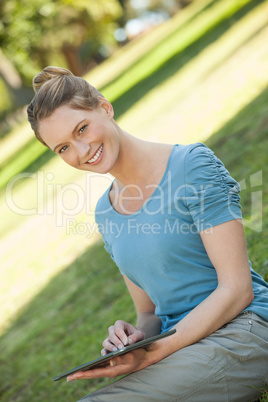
[108,326,124,347]
[102,337,115,352]
[108,326,127,349]
[114,324,128,347]
[108,351,141,371]
[101,348,108,356]
[127,329,145,345]
[102,337,121,352]
[110,358,116,367]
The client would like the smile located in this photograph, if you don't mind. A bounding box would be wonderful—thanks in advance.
[86,144,103,164]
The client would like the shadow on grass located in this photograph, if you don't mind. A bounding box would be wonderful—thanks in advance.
[206,87,268,172]
[1,87,268,401]
[0,240,135,402]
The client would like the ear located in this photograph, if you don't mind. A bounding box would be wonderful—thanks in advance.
[98,97,114,119]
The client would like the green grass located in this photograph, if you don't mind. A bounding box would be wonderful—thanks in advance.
[0,0,268,400]
[0,241,133,401]
[101,0,253,104]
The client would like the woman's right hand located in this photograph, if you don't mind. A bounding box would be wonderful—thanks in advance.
[101,320,145,356]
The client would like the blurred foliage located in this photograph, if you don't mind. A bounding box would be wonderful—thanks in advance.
[0,0,192,119]
[0,0,122,82]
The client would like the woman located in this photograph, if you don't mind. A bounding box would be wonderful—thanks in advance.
[27,66,268,401]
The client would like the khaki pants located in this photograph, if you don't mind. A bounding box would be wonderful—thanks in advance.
[77,312,268,402]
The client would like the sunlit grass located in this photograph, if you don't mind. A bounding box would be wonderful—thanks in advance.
[117,2,268,144]
[85,0,217,89]
[101,0,252,103]
[0,162,111,333]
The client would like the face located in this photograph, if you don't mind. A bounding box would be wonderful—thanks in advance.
[39,100,120,174]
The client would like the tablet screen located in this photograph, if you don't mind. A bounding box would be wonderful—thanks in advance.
[52,329,176,381]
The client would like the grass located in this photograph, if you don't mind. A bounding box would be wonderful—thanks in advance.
[0,0,264,192]
[0,0,268,400]
[101,0,254,104]
[0,0,217,189]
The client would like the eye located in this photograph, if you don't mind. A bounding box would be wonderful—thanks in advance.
[59,145,68,154]
[78,125,87,134]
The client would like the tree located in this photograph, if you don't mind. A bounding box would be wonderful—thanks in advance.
[0,0,122,83]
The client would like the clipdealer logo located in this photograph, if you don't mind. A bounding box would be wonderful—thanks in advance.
[5,170,263,234]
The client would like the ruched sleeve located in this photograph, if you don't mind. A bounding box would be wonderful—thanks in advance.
[184,143,242,231]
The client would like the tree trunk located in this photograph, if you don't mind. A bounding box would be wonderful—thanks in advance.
[0,48,33,108]
[0,48,22,89]
[62,46,85,76]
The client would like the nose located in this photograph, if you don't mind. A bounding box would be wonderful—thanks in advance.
[76,141,91,161]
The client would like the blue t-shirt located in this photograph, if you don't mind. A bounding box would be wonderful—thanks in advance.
[95,143,268,332]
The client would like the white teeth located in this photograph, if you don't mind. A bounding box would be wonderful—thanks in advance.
[87,144,103,164]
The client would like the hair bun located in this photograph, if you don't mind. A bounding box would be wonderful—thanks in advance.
[32,66,73,94]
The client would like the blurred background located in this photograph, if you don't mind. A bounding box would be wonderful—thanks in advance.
[0,0,187,125]
[1,0,268,401]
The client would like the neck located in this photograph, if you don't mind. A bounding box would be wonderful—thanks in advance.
[109,125,172,191]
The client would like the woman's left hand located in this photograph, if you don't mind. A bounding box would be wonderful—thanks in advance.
[66,348,150,381]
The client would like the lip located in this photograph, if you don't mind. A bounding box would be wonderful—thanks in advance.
[86,144,103,165]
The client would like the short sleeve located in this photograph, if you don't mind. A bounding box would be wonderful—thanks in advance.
[184,144,242,231]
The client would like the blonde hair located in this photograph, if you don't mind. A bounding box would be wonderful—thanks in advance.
[27,66,103,147]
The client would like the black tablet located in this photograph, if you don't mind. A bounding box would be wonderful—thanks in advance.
[52,329,176,381]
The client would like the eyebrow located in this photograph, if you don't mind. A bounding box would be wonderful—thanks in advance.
[53,119,87,152]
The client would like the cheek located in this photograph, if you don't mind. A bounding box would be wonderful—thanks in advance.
[60,152,78,167]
